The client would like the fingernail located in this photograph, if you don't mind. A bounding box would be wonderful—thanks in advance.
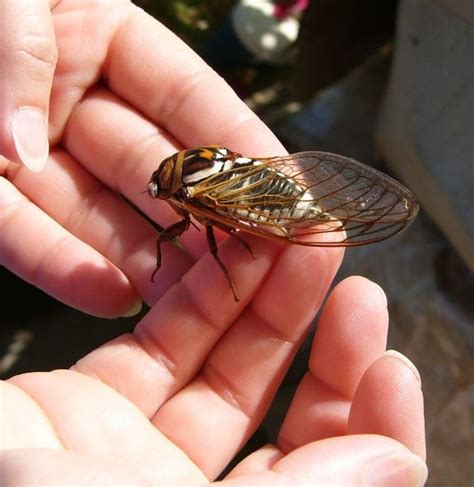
[372,281,387,307]
[365,452,428,486]
[11,107,49,172]
[384,349,422,384]
[121,298,143,318]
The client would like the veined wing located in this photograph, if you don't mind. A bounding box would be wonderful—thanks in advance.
[189,151,419,246]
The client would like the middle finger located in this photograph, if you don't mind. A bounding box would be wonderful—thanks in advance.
[8,89,202,305]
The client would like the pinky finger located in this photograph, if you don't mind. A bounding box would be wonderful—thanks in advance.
[348,350,426,460]
[0,177,139,317]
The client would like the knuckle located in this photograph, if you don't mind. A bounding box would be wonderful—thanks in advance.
[14,32,58,72]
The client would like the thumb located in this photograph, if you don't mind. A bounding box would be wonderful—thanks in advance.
[225,435,428,486]
[0,0,57,172]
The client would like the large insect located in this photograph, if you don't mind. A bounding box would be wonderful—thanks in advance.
[147,146,419,301]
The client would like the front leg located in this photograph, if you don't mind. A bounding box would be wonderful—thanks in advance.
[151,215,191,282]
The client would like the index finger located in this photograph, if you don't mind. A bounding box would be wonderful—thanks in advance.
[104,7,285,155]
[0,0,57,170]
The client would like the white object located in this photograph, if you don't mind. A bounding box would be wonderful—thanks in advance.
[376,0,474,270]
[232,0,300,64]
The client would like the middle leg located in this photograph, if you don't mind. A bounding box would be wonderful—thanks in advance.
[205,223,239,302]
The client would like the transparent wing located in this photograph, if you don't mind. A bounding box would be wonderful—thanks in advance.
[189,151,419,246]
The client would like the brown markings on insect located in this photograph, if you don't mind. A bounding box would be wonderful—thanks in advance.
[147,146,419,301]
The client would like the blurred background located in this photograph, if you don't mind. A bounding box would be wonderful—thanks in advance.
[1,1,472,484]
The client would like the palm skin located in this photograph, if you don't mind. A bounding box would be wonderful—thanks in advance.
[3,274,426,485]
[0,1,426,485]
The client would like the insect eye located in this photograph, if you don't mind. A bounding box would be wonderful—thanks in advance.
[147,181,159,198]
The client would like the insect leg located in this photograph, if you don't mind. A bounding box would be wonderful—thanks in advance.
[205,223,239,302]
[211,221,255,259]
[151,215,191,282]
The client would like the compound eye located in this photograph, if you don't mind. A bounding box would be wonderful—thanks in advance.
[147,181,159,198]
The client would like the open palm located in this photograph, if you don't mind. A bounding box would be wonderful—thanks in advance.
[4,274,425,484]
[1,1,426,484]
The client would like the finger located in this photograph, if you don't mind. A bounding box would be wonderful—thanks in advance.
[1,380,61,450]
[63,88,207,258]
[74,235,284,417]
[278,276,388,450]
[226,444,283,479]
[61,86,282,297]
[74,237,341,427]
[0,449,146,486]
[0,177,137,317]
[8,371,206,485]
[349,351,426,460]
[0,0,57,171]
[46,0,132,142]
[223,436,427,486]
[63,85,279,258]
[103,7,285,154]
[151,241,344,478]
[6,145,194,306]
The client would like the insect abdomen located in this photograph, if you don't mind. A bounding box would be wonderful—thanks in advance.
[212,160,326,227]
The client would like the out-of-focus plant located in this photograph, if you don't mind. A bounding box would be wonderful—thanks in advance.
[133,0,237,47]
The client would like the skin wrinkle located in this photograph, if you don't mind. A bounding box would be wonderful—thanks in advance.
[8,372,138,461]
[4,147,153,289]
[0,9,58,68]
[200,363,251,417]
[132,242,298,415]
[57,178,153,274]
[310,368,355,402]
[117,227,155,277]
[248,302,299,345]
[309,358,368,404]
[0,187,24,221]
[4,159,22,181]
[100,6,145,87]
[200,310,303,418]
[30,232,78,285]
[7,151,99,238]
[112,129,169,197]
[277,435,297,454]
[277,374,351,454]
[0,198,76,285]
[72,334,166,410]
[218,115,273,153]
[179,274,233,334]
[60,83,101,151]
[6,376,66,450]
[133,321,181,381]
[61,183,110,237]
[51,81,100,147]
[12,39,58,74]
[52,0,137,147]
[63,89,176,204]
[251,248,332,335]
[0,157,10,176]
[179,279,227,335]
[70,360,104,387]
[157,68,221,131]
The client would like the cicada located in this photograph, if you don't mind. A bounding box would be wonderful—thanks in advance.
[147,146,418,301]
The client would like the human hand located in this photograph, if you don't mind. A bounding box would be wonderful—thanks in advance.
[0,0,288,317]
[2,272,426,485]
